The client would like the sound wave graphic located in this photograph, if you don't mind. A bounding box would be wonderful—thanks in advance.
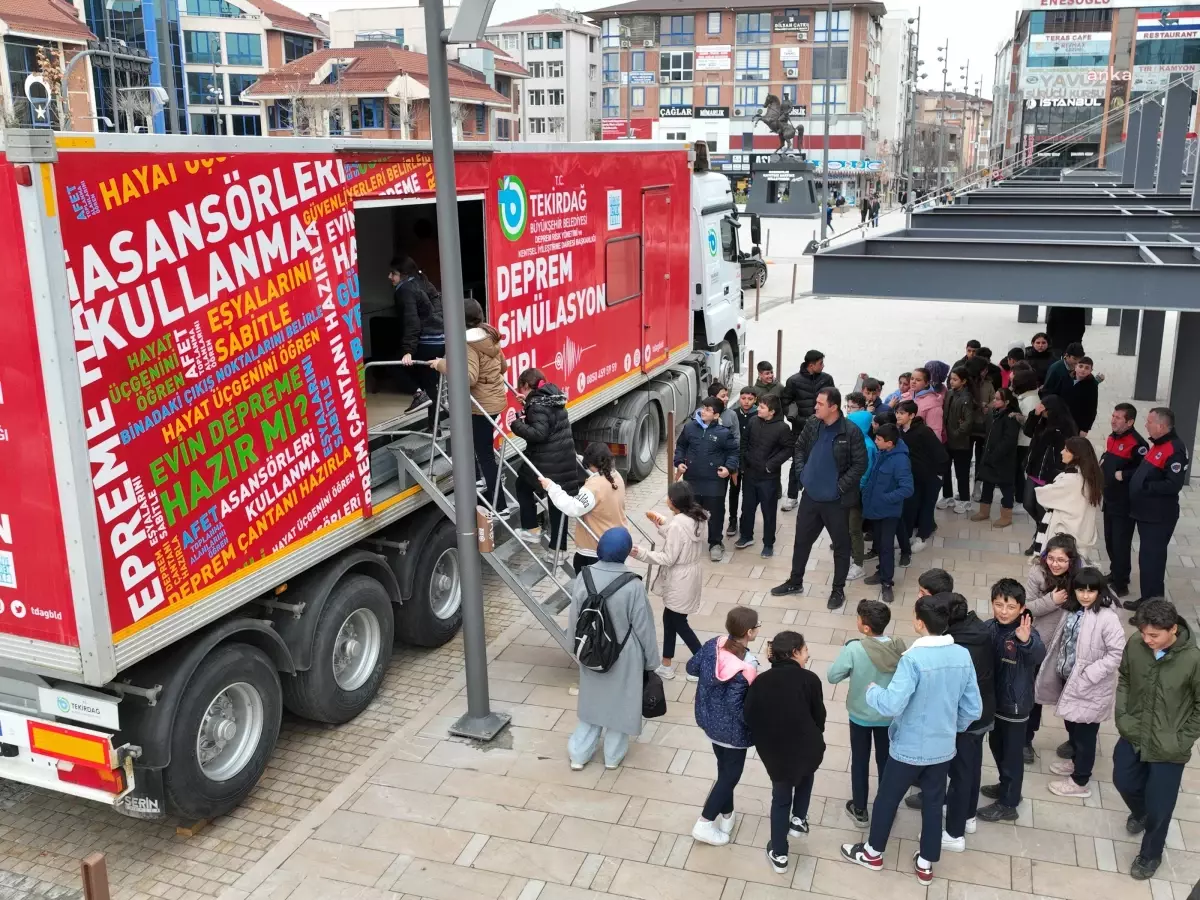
[555,337,594,377]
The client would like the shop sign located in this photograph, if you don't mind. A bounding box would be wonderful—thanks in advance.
[659,104,693,118]
[628,71,656,85]
[1025,96,1103,107]
[1136,10,1200,40]
[1021,67,1108,99]
[696,45,731,71]
[694,106,729,119]
[1029,32,1110,56]
[779,46,800,63]
[773,13,810,36]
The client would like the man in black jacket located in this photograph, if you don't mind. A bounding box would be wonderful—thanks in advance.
[780,350,835,511]
[674,397,740,561]
[1066,356,1099,436]
[1101,403,1148,598]
[389,258,443,418]
[1125,407,1189,612]
[728,386,758,537]
[1041,342,1084,402]
[771,387,868,609]
[510,369,582,552]
[735,394,794,558]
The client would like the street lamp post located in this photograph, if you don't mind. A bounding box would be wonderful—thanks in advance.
[935,41,948,193]
[904,10,922,229]
[819,0,833,240]
[104,0,118,131]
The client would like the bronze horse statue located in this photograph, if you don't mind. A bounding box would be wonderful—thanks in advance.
[752,94,802,153]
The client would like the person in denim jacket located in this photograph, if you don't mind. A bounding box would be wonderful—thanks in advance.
[841,595,981,886]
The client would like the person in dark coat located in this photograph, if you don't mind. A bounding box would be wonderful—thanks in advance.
[1046,306,1086,359]
[737,394,795,557]
[511,369,583,551]
[1042,342,1085,402]
[1022,395,1078,552]
[780,350,835,510]
[1024,333,1055,387]
[977,348,1004,393]
[1100,403,1147,598]
[674,397,740,560]
[896,401,948,548]
[942,367,977,508]
[973,388,1022,529]
[1067,356,1100,436]
[744,631,826,873]
[390,257,444,418]
[728,386,758,537]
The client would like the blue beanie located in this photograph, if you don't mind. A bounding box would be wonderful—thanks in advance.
[596,526,633,563]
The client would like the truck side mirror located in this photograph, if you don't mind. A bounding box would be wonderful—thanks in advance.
[750,216,761,246]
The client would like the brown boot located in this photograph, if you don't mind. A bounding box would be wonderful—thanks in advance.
[970,503,991,523]
[992,507,1013,529]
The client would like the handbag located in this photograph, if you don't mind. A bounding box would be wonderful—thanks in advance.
[642,670,667,719]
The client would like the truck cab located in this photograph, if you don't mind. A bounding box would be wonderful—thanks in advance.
[689,166,746,388]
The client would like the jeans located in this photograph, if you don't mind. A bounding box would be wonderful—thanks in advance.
[702,745,747,821]
[1065,720,1100,786]
[515,476,568,550]
[1137,516,1179,598]
[849,722,890,813]
[662,609,701,660]
[414,342,444,429]
[697,492,727,548]
[868,757,951,863]
[1113,736,1186,861]
[471,413,506,512]
[789,494,852,589]
[981,480,1015,509]
[770,776,815,857]
[943,448,972,501]
[740,478,780,547]
[849,505,865,566]
[989,718,1027,808]
[568,721,630,768]
[873,516,907,585]
[946,731,985,838]
[905,477,941,540]
[727,476,741,529]
[1105,511,1136,587]
[1023,477,1044,526]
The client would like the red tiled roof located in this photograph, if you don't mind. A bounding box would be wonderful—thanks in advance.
[475,39,530,77]
[492,12,578,28]
[251,0,322,36]
[246,46,509,105]
[0,0,94,41]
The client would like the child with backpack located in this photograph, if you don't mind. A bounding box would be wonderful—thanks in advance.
[827,600,907,827]
[566,527,660,771]
[687,606,761,846]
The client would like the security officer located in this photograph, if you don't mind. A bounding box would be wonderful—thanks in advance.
[1124,407,1189,613]
[1101,403,1148,598]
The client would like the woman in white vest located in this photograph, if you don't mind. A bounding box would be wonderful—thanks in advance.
[541,443,629,572]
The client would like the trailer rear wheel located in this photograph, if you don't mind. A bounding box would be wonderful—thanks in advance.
[396,518,463,647]
[628,400,660,483]
[281,575,395,724]
[163,643,281,820]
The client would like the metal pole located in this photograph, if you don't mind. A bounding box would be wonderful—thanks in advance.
[754,281,760,321]
[425,0,508,742]
[81,853,111,900]
[936,39,947,193]
[776,329,783,376]
[1167,311,1200,486]
[1134,309,1166,402]
[905,9,920,230]
[748,350,755,379]
[103,1,117,131]
[819,0,833,240]
[790,263,797,303]
[1119,309,1140,355]
[765,229,770,257]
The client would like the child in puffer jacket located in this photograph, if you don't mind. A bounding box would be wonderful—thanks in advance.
[688,606,761,847]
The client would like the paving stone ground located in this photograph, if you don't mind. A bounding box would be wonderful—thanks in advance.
[4,297,1198,900]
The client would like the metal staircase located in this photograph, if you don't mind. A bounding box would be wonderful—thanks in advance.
[368,363,658,654]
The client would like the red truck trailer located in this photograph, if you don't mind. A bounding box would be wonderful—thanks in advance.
[0,130,745,820]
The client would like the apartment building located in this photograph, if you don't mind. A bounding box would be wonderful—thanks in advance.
[912,89,993,192]
[0,0,95,129]
[485,8,600,141]
[330,4,459,54]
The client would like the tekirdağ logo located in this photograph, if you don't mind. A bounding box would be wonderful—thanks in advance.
[707,227,719,257]
[56,696,70,714]
[498,175,528,242]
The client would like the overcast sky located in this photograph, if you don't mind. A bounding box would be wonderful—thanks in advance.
[288,0,1023,99]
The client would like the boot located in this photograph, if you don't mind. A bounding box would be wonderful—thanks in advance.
[970,503,991,523]
[992,508,1013,529]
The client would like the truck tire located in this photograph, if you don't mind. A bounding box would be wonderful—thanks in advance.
[396,517,463,647]
[281,574,395,724]
[627,399,660,483]
[717,340,737,387]
[162,643,281,821]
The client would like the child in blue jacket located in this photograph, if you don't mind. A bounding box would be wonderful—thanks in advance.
[841,595,982,886]
[862,424,914,602]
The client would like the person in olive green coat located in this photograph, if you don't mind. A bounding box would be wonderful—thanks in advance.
[1113,599,1200,881]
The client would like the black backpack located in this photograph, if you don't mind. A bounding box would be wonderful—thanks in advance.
[573,568,640,673]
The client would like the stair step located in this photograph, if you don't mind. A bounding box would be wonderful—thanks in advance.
[391,432,449,466]
[540,589,571,616]
[370,447,399,488]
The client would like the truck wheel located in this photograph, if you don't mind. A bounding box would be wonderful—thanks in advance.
[754,265,768,289]
[163,643,281,820]
[281,575,395,724]
[396,518,463,647]
[717,340,737,387]
[627,400,660,483]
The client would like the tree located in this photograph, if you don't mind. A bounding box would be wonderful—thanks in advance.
[36,45,65,129]
[117,90,155,132]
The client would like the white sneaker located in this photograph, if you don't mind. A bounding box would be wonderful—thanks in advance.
[692,818,730,846]
[942,831,966,853]
[513,528,542,542]
[965,817,977,834]
[910,537,928,553]
[954,500,972,515]
[846,564,865,581]
[655,664,676,680]
[685,672,699,683]
[781,498,798,512]
[718,812,736,835]
[936,496,955,510]
[971,482,983,503]
[569,761,585,771]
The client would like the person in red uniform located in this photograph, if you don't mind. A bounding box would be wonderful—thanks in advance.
[1124,407,1189,613]
[1101,403,1148,598]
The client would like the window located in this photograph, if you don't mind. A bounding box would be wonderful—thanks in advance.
[660,15,694,46]
[632,86,645,107]
[325,63,348,84]
[548,89,564,105]
[187,72,219,105]
[734,84,766,116]
[589,90,597,109]
[631,50,645,71]
[781,84,798,104]
[190,112,220,134]
[735,49,769,81]
[528,89,545,105]
[719,217,739,262]
[503,33,519,51]
[547,31,563,49]
[589,64,598,80]
[184,30,220,63]
[602,17,621,49]
[528,61,544,77]
[705,84,720,105]
[227,73,257,104]
[660,50,693,82]
[664,131,687,140]
[497,118,512,139]
[602,87,620,117]
[185,0,244,16]
[351,98,384,130]
[605,236,641,305]
[784,7,800,17]
[268,100,292,130]
[547,60,563,77]
[549,116,564,134]
[812,82,847,114]
[477,104,487,131]
[497,77,511,98]
[389,101,410,129]
[395,28,405,44]
[590,36,596,52]
[328,108,343,136]
[707,11,722,34]
[661,86,692,105]
[812,46,848,79]
[603,52,620,82]
[226,33,261,65]
[230,114,261,135]
[529,117,547,133]
[283,34,314,63]
[735,12,770,44]
[815,9,850,43]
[528,33,543,49]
